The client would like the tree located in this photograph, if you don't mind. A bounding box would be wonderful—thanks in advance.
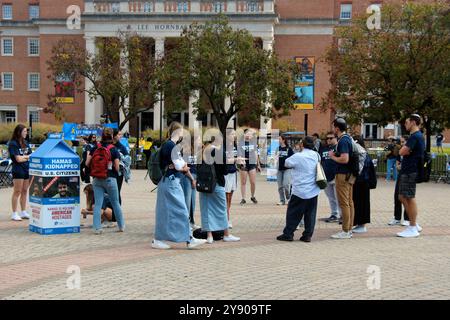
[46,32,164,130]
[321,2,450,151]
[163,16,298,137]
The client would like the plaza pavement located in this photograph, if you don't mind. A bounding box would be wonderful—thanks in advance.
[0,170,449,300]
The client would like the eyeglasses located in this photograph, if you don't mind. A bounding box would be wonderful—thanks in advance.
[326,137,334,140]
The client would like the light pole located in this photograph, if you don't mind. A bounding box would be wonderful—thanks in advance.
[159,93,163,142]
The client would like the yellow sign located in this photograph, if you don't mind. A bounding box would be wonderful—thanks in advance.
[56,97,74,104]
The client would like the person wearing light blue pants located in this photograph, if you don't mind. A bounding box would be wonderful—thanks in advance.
[86,128,125,234]
[386,157,398,181]
[385,138,399,181]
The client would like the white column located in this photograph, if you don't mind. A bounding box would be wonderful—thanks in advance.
[85,2,95,13]
[120,49,129,133]
[155,0,164,12]
[189,90,200,131]
[228,0,237,13]
[153,37,165,130]
[84,36,98,125]
[191,0,200,12]
[225,96,235,129]
[264,0,274,13]
[260,38,273,131]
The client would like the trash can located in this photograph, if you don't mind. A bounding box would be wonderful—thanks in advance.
[28,134,81,235]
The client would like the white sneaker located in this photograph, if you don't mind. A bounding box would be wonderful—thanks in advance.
[352,226,367,233]
[187,237,207,249]
[416,224,423,232]
[223,234,240,242]
[388,218,401,226]
[397,226,420,238]
[206,236,214,244]
[401,220,410,226]
[93,229,103,235]
[331,231,352,239]
[102,221,114,228]
[190,223,201,230]
[151,239,171,250]
[20,211,30,219]
[11,212,22,221]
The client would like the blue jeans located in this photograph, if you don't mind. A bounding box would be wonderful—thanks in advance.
[386,158,398,181]
[92,177,125,231]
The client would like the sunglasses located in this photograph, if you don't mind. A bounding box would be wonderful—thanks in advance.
[326,137,334,140]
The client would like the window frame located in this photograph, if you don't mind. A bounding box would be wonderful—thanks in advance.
[27,106,41,124]
[28,72,40,91]
[29,4,40,19]
[28,38,40,56]
[1,37,14,56]
[340,3,353,20]
[1,72,14,91]
[2,4,13,20]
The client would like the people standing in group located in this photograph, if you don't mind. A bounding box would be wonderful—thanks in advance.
[198,135,240,244]
[328,118,355,239]
[8,124,32,221]
[113,129,129,205]
[436,132,445,154]
[313,133,321,152]
[180,134,201,231]
[238,128,261,205]
[276,137,321,243]
[319,132,341,223]
[86,128,125,234]
[225,129,239,228]
[396,114,425,238]
[352,136,375,234]
[389,136,410,226]
[152,122,206,250]
[385,136,399,182]
[276,135,294,205]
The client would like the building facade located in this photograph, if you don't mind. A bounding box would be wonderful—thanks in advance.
[1,0,448,140]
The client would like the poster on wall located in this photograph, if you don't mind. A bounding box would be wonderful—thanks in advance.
[294,56,315,110]
[55,74,75,104]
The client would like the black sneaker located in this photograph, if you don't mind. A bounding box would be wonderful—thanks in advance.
[325,215,339,223]
[339,218,343,225]
[276,234,293,242]
[250,197,258,204]
[240,199,246,205]
[299,236,311,243]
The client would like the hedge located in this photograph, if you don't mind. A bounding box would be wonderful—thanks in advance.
[0,123,62,145]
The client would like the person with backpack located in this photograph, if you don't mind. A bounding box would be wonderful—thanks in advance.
[86,128,125,234]
[352,136,376,234]
[396,114,425,238]
[385,136,399,181]
[276,136,321,243]
[328,118,356,239]
[276,135,294,206]
[198,134,240,244]
[152,122,206,250]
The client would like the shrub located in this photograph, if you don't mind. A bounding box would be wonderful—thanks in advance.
[0,123,62,145]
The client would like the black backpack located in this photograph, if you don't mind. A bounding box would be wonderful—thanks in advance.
[416,151,432,184]
[196,163,216,193]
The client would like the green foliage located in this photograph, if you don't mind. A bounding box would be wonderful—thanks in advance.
[0,123,62,144]
[163,16,298,134]
[321,2,450,150]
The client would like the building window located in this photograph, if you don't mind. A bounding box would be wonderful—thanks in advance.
[363,123,379,139]
[0,110,16,123]
[1,73,14,90]
[29,5,39,19]
[28,73,40,91]
[1,38,13,56]
[28,38,40,56]
[28,107,40,123]
[143,2,153,12]
[340,3,352,20]
[214,1,225,12]
[248,1,258,12]
[111,2,121,12]
[2,4,12,20]
[177,1,189,12]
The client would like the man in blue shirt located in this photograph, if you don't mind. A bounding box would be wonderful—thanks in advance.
[276,136,321,243]
[397,114,425,238]
[319,131,341,223]
[329,118,355,239]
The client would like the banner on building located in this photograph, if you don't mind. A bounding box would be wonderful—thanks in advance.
[294,56,315,110]
[55,74,75,104]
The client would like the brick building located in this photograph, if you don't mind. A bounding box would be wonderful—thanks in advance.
[1,0,448,141]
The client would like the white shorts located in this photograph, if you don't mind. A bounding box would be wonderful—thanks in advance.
[225,172,237,193]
